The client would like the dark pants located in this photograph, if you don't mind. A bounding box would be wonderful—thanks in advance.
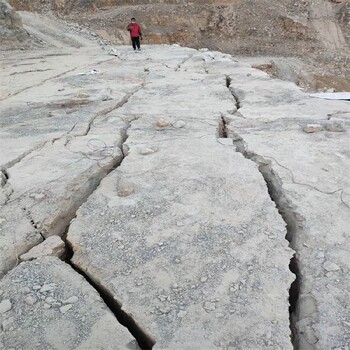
[131,36,140,50]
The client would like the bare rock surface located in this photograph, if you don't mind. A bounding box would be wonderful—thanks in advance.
[222,62,350,349]
[0,257,137,349]
[67,49,294,350]
[0,12,349,350]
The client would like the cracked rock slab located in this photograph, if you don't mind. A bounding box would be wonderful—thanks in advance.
[0,256,137,349]
[68,49,294,349]
[225,66,350,349]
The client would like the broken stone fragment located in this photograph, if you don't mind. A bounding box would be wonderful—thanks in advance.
[0,299,12,314]
[59,304,73,313]
[323,261,341,272]
[20,236,65,262]
[62,296,79,304]
[303,124,322,133]
[140,148,157,155]
[203,301,216,312]
[156,118,170,128]
[25,295,37,305]
[2,316,14,331]
[39,284,54,293]
[117,183,134,197]
[173,120,186,128]
[323,121,345,132]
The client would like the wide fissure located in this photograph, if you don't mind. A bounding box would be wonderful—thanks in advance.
[224,75,303,349]
[1,83,155,348]
[232,132,302,349]
[64,241,155,350]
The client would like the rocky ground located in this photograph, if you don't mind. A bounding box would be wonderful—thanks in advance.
[1,9,350,350]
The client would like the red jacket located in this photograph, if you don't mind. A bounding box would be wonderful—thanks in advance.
[127,23,142,38]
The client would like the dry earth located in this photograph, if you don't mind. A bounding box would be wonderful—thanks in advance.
[0,5,350,350]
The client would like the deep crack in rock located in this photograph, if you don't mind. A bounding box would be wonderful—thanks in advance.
[5,82,153,349]
[224,76,304,349]
[230,131,303,349]
[64,241,155,350]
[60,111,155,349]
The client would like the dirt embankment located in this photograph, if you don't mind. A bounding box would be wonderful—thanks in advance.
[8,0,350,55]
[0,0,29,49]
[7,0,350,91]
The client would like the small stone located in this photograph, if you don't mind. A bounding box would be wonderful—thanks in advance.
[51,302,62,308]
[200,277,208,283]
[40,284,54,293]
[22,287,31,294]
[158,295,168,302]
[60,304,73,314]
[140,148,156,155]
[117,184,134,197]
[43,303,51,309]
[178,310,187,318]
[203,301,216,312]
[316,251,325,259]
[173,120,186,128]
[0,299,12,314]
[32,285,41,290]
[303,124,322,133]
[323,261,340,272]
[62,296,79,305]
[25,295,37,305]
[34,193,45,200]
[156,118,169,128]
[20,236,65,261]
[323,121,345,132]
[174,257,181,264]
[45,297,56,304]
[2,317,14,331]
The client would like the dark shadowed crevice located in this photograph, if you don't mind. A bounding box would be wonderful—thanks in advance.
[223,75,303,348]
[230,132,303,349]
[218,115,228,138]
[64,241,155,350]
[225,74,242,110]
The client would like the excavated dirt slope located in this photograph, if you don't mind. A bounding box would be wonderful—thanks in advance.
[8,0,350,91]
[0,0,29,49]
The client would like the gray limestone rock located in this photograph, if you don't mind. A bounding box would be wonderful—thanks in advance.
[0,257,136,349]
[20,236,65,261]
[1,37,349,350]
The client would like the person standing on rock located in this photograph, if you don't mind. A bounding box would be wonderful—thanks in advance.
[127,18,143,51]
